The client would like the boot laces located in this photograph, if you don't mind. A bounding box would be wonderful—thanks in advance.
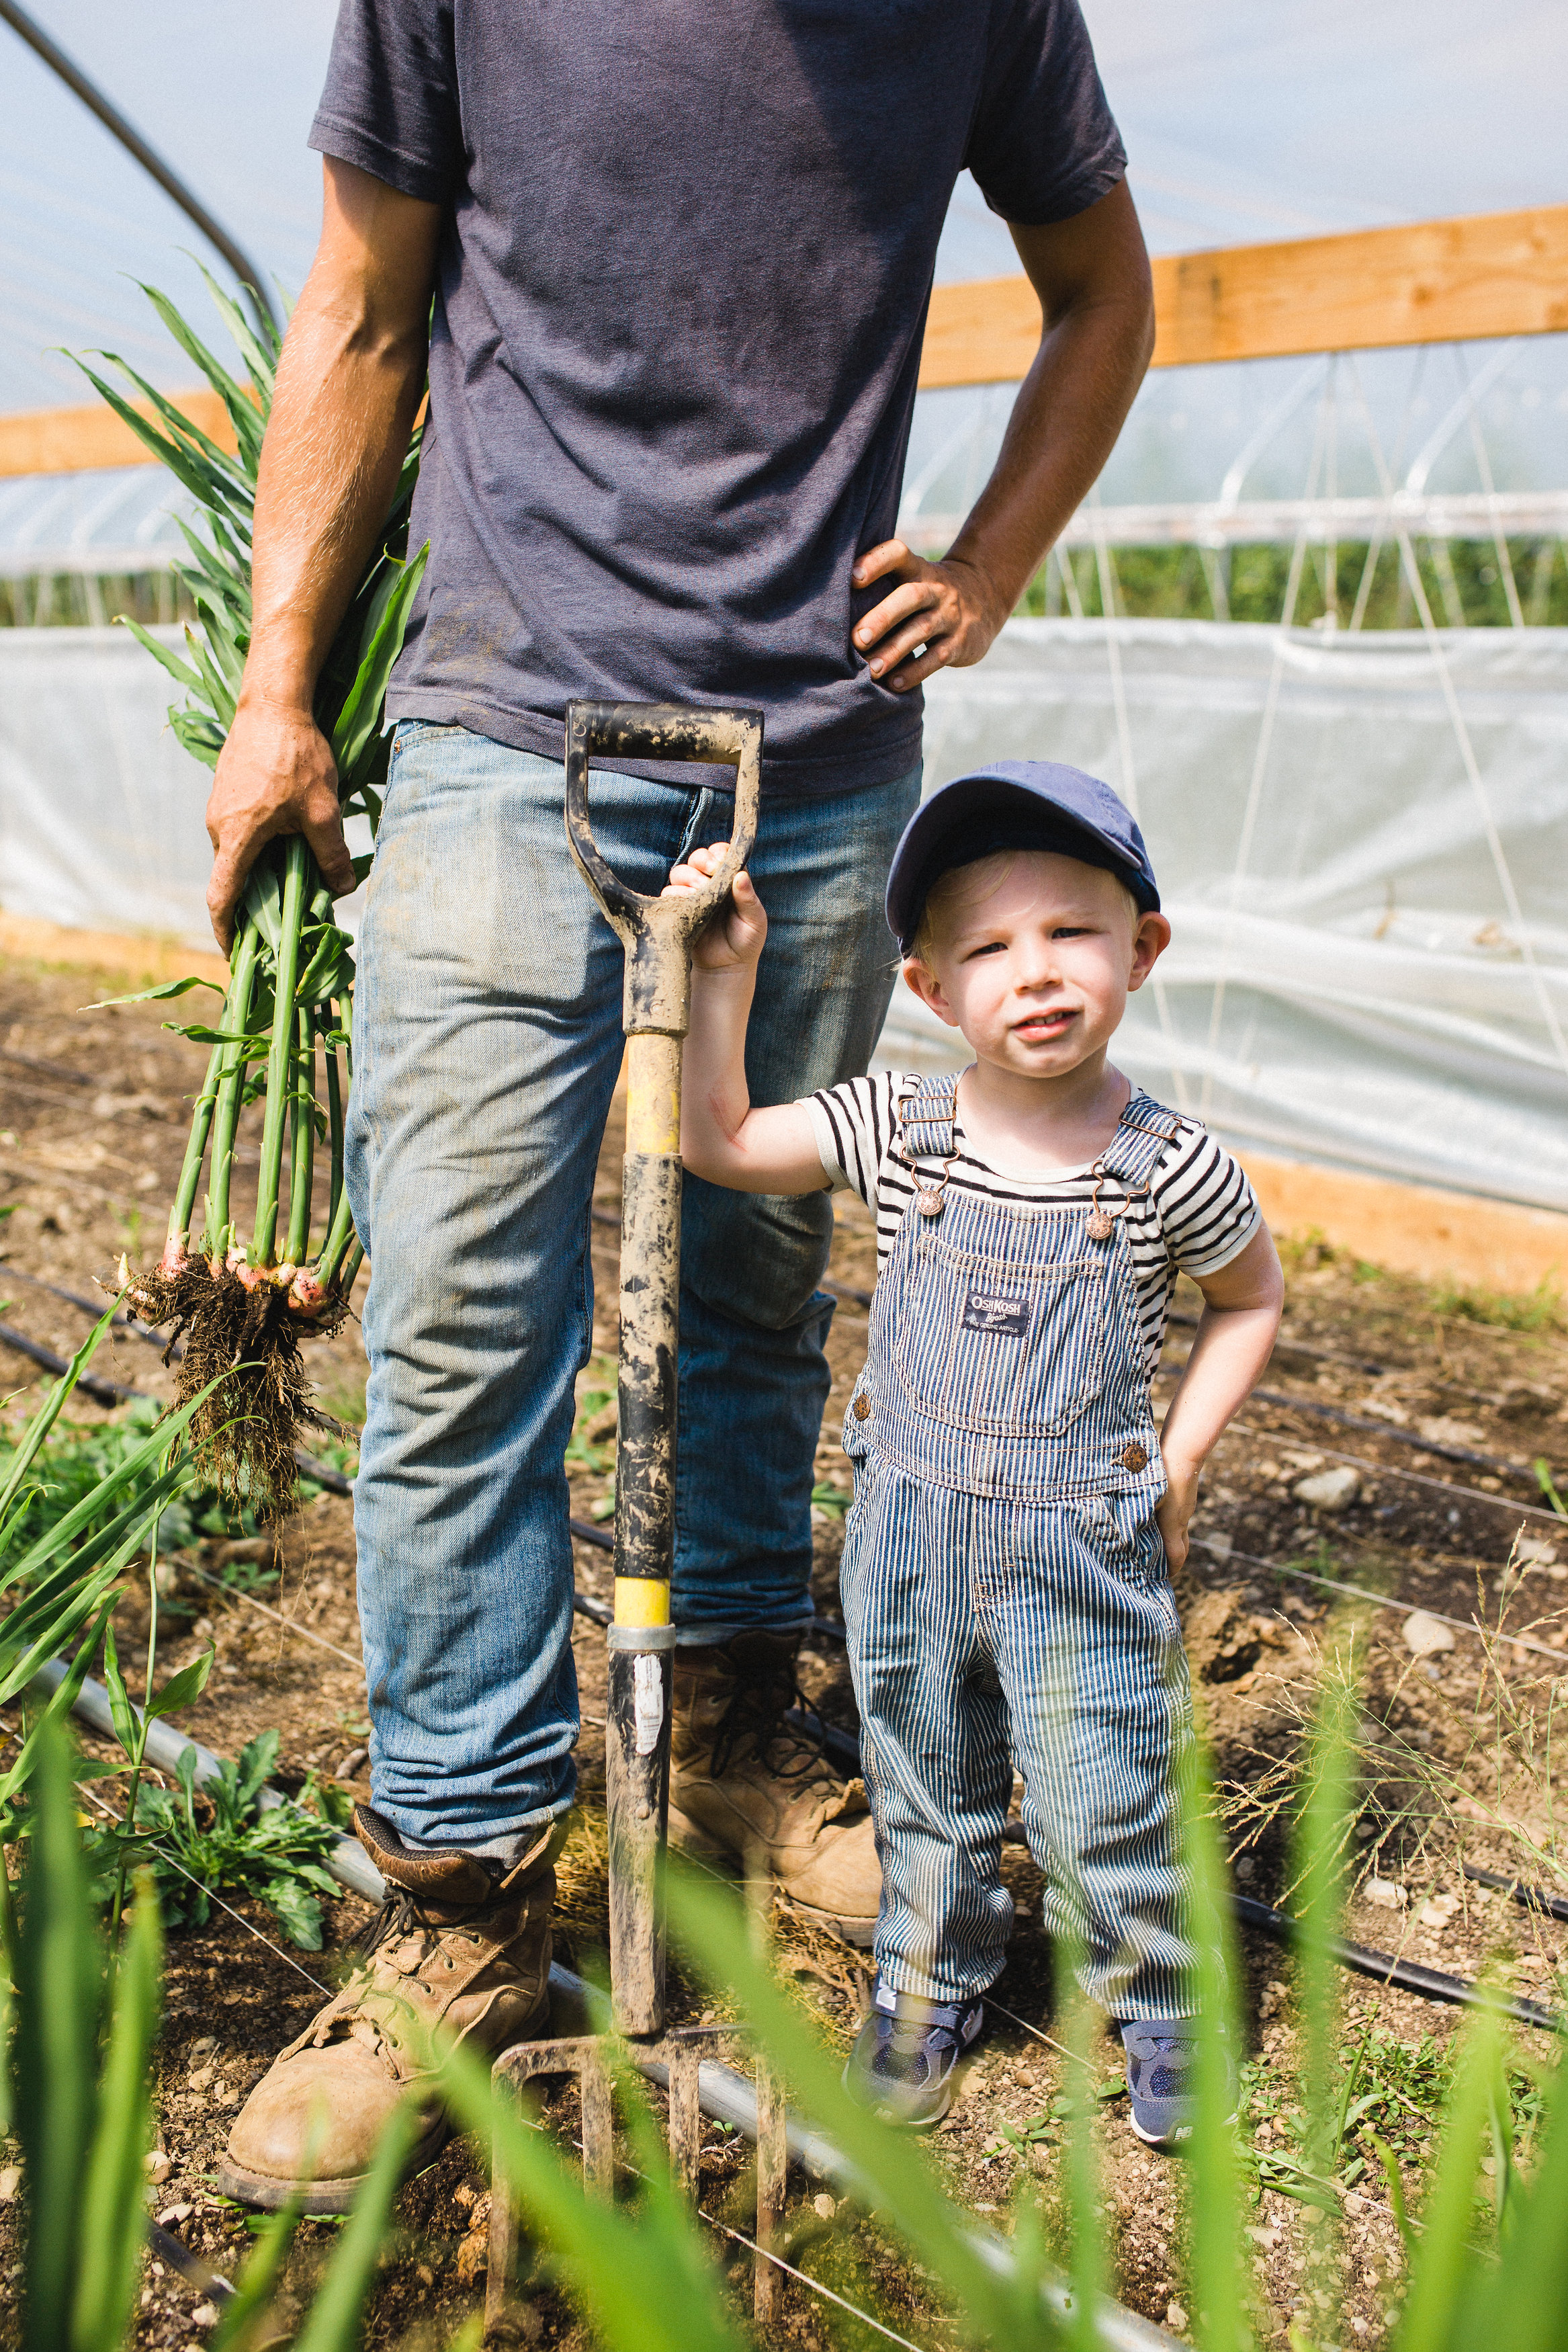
[352,1878,498,1966]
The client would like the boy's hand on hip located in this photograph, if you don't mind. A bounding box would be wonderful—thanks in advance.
[851,541,1007,692]
[662,846,768,972]
[1156,1458,1201,1576]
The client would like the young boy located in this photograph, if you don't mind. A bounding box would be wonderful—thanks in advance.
[666,759,1283,2146]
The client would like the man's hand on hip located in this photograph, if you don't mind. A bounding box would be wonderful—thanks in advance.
[851,542,1006,694]
[206,697,355,954]
[848,183,1156,704]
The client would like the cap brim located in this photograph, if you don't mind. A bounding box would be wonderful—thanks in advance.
[885,772,1155,948]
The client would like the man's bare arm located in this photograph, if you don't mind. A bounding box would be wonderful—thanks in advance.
[204,159,441,950]
[853,176,1155,689]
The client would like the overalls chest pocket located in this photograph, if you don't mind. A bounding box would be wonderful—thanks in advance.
[893,1224,1106,1438]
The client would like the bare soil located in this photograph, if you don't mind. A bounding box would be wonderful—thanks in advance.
[2,950,1567,2351]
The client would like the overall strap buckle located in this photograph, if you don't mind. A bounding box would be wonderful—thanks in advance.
[897,1072,961,1218]
[1084,1095,1182,1243]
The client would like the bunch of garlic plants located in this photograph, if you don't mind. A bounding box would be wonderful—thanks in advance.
[77,275,426,1511]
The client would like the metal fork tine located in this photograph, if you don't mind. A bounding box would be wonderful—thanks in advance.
[754,2052,787,2321]
[580,2044,615,2195]
[666,2040,703,2206]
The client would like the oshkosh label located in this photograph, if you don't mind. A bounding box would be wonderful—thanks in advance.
[961,1286,1031,1337]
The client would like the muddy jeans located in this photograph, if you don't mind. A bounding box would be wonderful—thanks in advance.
[343,722,920,1857]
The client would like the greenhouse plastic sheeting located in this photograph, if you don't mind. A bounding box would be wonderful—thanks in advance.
[886,619,1568,1214]
[0,626,365,946]
[3,618,1567,1211]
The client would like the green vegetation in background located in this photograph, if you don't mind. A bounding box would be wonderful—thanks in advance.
[1428,1273,1564,1335]
[0,1394,356,1577]
[566,1357,618,1475]
[9,538,1565,632]
[0,568,198,630]
[1018,536,1568,630]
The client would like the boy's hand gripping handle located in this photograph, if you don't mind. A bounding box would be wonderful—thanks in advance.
[565,700,762,1036]
[564,700,763,2036]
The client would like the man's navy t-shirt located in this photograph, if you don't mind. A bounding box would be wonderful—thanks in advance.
[310,1,1124,795]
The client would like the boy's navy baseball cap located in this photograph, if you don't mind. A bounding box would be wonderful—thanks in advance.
[885,760,1160,954]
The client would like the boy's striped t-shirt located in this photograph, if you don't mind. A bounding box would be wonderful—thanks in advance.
[803,1070,1262,1374]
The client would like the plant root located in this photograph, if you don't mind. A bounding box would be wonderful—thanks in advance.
[124,1254,349,1519]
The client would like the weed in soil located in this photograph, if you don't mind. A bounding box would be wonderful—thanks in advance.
[130,1729,346,1949]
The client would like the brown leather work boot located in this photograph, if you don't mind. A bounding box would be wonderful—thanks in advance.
[668,1632,881,1945]
[216,1807,562,2212]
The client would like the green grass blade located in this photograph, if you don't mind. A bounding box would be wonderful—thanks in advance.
[191,261,279,408]
[69,1874,161,2352]
[87,350,252,492]
[1448,2040,1568,2348]
[83,974,224,1010]
[1393,2005,1508,2352]
[0,1305,119,1523]
[1293,1659,1358,2195]
[1178,1725,1250,2352]
[99,1621,138,1758]
[294,928,356,1011]
[329,544,430,792]
[16,1722,101,2352]
[664,1863,1039,2341]
[184,585,247,691]
[116,616,206,695]
[0,1601,122,1798]
[208,2198,302,2352]
[169,709,227,769]
[70,359,250,523]
[183,625,237,730]
[2,1390,212,1595]
[289,2102,419,2352]
[135,280,265,470]
[171,513,251,605]
[1057,1968,1108,2352]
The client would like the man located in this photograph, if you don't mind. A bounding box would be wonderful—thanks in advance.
[215,0,1155,2208]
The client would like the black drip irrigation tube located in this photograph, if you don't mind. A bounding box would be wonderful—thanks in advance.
[1464,1863,1568,1926]
[797,1709,1565,2038]
[1232,1890,1561,2035]
[0,1325,352,1496]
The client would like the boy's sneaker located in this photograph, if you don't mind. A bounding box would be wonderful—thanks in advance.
[842,1976,985,2128]
[1120,2017,1236,2148]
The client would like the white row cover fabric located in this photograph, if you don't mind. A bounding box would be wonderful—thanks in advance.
[889,619,1568,1214]
[3,618,1565,1212]
[0,625,368,946]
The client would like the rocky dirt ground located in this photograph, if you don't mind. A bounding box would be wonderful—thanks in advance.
[2,950,1567,2351]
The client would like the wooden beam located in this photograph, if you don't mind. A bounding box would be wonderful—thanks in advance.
[0,388,234,480]
[9,204,1567,469]
[918,203,1568,389]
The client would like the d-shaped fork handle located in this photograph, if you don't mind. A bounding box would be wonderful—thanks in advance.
[565,700,763,1036]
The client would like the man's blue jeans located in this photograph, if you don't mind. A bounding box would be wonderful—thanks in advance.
[343,722,920,1858]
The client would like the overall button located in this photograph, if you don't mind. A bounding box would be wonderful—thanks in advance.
[853,1394,872,1422]
[1121,1441,1148,1471]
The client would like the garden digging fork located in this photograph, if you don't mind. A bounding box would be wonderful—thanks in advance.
[486,700,789,2331]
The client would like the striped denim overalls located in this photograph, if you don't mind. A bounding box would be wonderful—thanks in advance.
[839,1074,1196,2015]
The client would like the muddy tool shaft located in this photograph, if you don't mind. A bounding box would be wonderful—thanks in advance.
[566,700,763,2035]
